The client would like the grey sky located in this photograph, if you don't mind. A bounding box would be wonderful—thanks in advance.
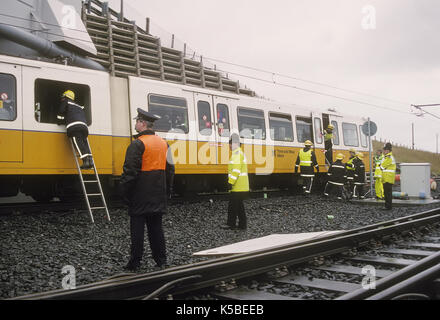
[109,0,440,152]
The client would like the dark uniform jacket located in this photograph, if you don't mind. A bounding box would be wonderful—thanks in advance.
[120,130,175,216]
[57,98,88,136]
[327,160,346,184]
[295,147,319,177]
[353,157,366,183]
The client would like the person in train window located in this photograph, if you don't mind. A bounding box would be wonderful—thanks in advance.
[345,148,356,196]
[322,124,334,165]
[222,133,249,230]
[323,153,346,200]
[353,152,366,199]
[120,108,175,272]
[56,90,93,169]
[294,140,319,194]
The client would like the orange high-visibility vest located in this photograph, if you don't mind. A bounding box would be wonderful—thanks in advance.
[138,134,168,171]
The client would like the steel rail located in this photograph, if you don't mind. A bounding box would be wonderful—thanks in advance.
[11,208,440,300]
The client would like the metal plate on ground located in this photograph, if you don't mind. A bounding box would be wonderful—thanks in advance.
[350,255,417,267]
[192,231,344,256]
[275,276,361,293]
[214,287,301,300]
[315,265,393,278]
[378,248,436,257]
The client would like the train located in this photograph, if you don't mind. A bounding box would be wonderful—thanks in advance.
[0,52,371,202]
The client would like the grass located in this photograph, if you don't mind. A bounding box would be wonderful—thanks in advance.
[372,140,440,175]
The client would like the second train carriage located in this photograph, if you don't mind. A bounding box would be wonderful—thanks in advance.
[0,53,370,201]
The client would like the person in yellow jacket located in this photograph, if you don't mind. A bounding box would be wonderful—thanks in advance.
[381,143,396,210]
[295,140,319,194]
[373,149,384,200]
[222,133,249,230]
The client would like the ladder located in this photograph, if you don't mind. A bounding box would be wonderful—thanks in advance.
[70,139,111,223]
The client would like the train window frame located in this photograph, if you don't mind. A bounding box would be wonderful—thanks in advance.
[216,103,230,137]
[0,73,17,121]
[147,94,189,134]
[34,78,91,125]
[197,100,212,136]
[314,117,323,144]
[269,112,294,142]
[359,124,368,147]
[342,122,359,147]
[237,107,266,140]
[331,120,340,145]
[295,116,313,143]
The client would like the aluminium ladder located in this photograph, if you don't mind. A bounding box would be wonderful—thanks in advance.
[70,139,111,223]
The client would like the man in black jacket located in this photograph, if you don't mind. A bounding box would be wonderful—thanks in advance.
[57,90,93,169]
[323,153,346,199]
[120,108,175,271]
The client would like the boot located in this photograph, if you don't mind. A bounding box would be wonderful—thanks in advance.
[80,156,93,169]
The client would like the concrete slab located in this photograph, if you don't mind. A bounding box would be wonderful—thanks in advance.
[192,231,344,257]
[352,198,440,207]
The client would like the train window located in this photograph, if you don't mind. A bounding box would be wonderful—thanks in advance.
[296,116,313,143]
[359,125,368,147]
[216,103,230,137]
[0,73,17,121]
[342,122,359,147]
[197,101,212,136]
[34,79,91,125]
[314,118,323,144]
[237,107,266,140]
[148,94,188,133]
[269,112,293,142]
[331,120,339,145]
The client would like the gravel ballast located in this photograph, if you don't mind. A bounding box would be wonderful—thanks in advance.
[1,194,440,299]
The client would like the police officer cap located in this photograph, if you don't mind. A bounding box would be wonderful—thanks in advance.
[134,108,161,122]
[383,142,392,151]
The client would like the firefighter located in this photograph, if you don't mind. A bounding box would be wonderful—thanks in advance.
[222,133,249,230]
[323,153,346,199]
[57,90,93,169]
[345,148,356,196]
[353,152,366,199]
[381,143,396,210]
[295,140,319,194]
[374,150,384,200]
[120,108,175,271]
[323,124,334,165]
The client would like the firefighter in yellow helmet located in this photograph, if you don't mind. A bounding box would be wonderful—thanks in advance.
[324,153,346,200]
[323,124,334,165]
[353,152,366,199]
[222,133,249,230]
[57,90,93,169]
[295,140,319,194]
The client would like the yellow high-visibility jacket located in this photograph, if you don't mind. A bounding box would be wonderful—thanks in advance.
[380,152,396,184]
[374,154,384,178]
[228,147,249,192]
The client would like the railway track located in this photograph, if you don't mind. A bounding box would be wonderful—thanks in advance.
[11,207,440,300]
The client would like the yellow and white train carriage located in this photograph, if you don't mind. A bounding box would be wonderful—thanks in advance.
[0,53,370,201]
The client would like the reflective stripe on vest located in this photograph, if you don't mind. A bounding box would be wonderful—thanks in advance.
[138,134,168,171]
[299,149,312,166]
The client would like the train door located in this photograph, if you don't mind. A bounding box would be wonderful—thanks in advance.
[194,92,217,165]
[0,62,22,162]
[312,112,325,166]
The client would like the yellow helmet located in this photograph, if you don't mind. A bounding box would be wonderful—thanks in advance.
[327,124,334,130]
[356,152,364,159]
[62,90,75,100]
[336,153,344,160]
[304,140,313,146]
[349,148,356,153]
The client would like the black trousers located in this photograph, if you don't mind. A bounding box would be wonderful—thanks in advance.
[324,181,343,198]
[227,192,248,229]
[68,126,91,159]
[325,148,333,165]
[130,214,167,266]
[383,182,393,209]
